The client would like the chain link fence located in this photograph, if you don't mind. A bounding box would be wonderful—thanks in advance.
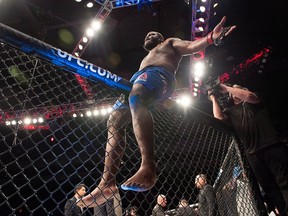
[0,25,264,216]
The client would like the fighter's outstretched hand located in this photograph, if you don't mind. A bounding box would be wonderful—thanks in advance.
[212,16,237,46]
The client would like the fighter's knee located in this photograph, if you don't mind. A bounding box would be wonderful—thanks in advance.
[107,109,131,128]
[107,111,121,127]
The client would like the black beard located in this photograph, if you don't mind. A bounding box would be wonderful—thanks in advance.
[143,39,159,51]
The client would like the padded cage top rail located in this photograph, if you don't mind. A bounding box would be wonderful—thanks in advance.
[0,23,132,93]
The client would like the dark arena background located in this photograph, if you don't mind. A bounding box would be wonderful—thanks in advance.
[0,0,287,216]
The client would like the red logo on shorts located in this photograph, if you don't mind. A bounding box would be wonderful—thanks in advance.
[136,72,147,82]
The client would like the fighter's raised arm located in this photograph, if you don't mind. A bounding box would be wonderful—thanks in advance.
[171,16,237,56]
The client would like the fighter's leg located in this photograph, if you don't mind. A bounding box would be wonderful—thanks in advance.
[121,83,157,192]
[78,109,131,207]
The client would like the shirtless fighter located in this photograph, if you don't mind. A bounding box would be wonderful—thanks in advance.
[78,16,236,208]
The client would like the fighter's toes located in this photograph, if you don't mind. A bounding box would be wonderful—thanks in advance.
[121,183,150,192]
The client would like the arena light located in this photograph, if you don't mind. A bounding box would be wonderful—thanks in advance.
[190,0,212,98]
[91,110,98,116]
[78,44,83,50]
[86,28,95,37]
[82,37,88,43]
[184,0,190,5]
[100,108,107,115]
[198,18,205,23]
[86,2,94,8]
[107,107,113,113]
[24,117,32,125]
[199,6,205,12]
[84,20,103,39]
[4,116,46,127]
[193,61,205,77]
[176,94,192,107]
[91,20,102,31]
[86,110,92,117]
[198,26,204,32]
[70,106,113,118]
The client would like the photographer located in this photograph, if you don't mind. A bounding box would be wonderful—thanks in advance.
[208,83,288,216]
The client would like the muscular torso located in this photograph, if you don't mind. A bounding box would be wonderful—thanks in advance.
[139,39,182,74]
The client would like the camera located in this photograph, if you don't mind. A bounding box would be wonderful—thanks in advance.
[203,76,221,91]
[203,76,233,109]
[203,76,222,97]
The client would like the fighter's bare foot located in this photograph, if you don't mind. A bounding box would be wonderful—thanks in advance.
[120,165,157,192]
[77,185,119,208]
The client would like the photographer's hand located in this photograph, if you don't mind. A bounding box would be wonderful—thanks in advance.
[208,94,217,103]
[218,83,229,94]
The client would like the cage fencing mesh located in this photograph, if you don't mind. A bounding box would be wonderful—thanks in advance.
[0,31,264,216]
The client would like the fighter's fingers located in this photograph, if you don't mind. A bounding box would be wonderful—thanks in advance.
[224,25,237,36]
[218,16,227,27]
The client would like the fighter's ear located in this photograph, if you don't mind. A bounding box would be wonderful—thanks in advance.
[158,33,164,43]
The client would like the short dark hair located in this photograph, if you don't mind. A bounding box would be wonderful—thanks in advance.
[179,199,189,206]
[74,183,86,193]
[125,206,137,216]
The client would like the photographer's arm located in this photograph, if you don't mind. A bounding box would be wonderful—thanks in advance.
[209,95,227,121]
[219,84,261,104]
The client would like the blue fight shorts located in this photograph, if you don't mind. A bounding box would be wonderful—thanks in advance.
[113,66,176,110]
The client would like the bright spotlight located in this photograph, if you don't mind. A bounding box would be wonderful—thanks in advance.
[93,110,100,116]
[200,6,206,12]
[86,2,94,8]
[82,37,88,43]
[100,108,107,115]
[91,20,102,31]
[24,117,32,125]
[178,95,192,107]
[194,61,205,70]
[107,107,113,113]
[86,28,94,37]
[199,18,205,23]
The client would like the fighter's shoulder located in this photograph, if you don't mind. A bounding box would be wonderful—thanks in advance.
[165,37,182,43]
[163,38,183,48]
